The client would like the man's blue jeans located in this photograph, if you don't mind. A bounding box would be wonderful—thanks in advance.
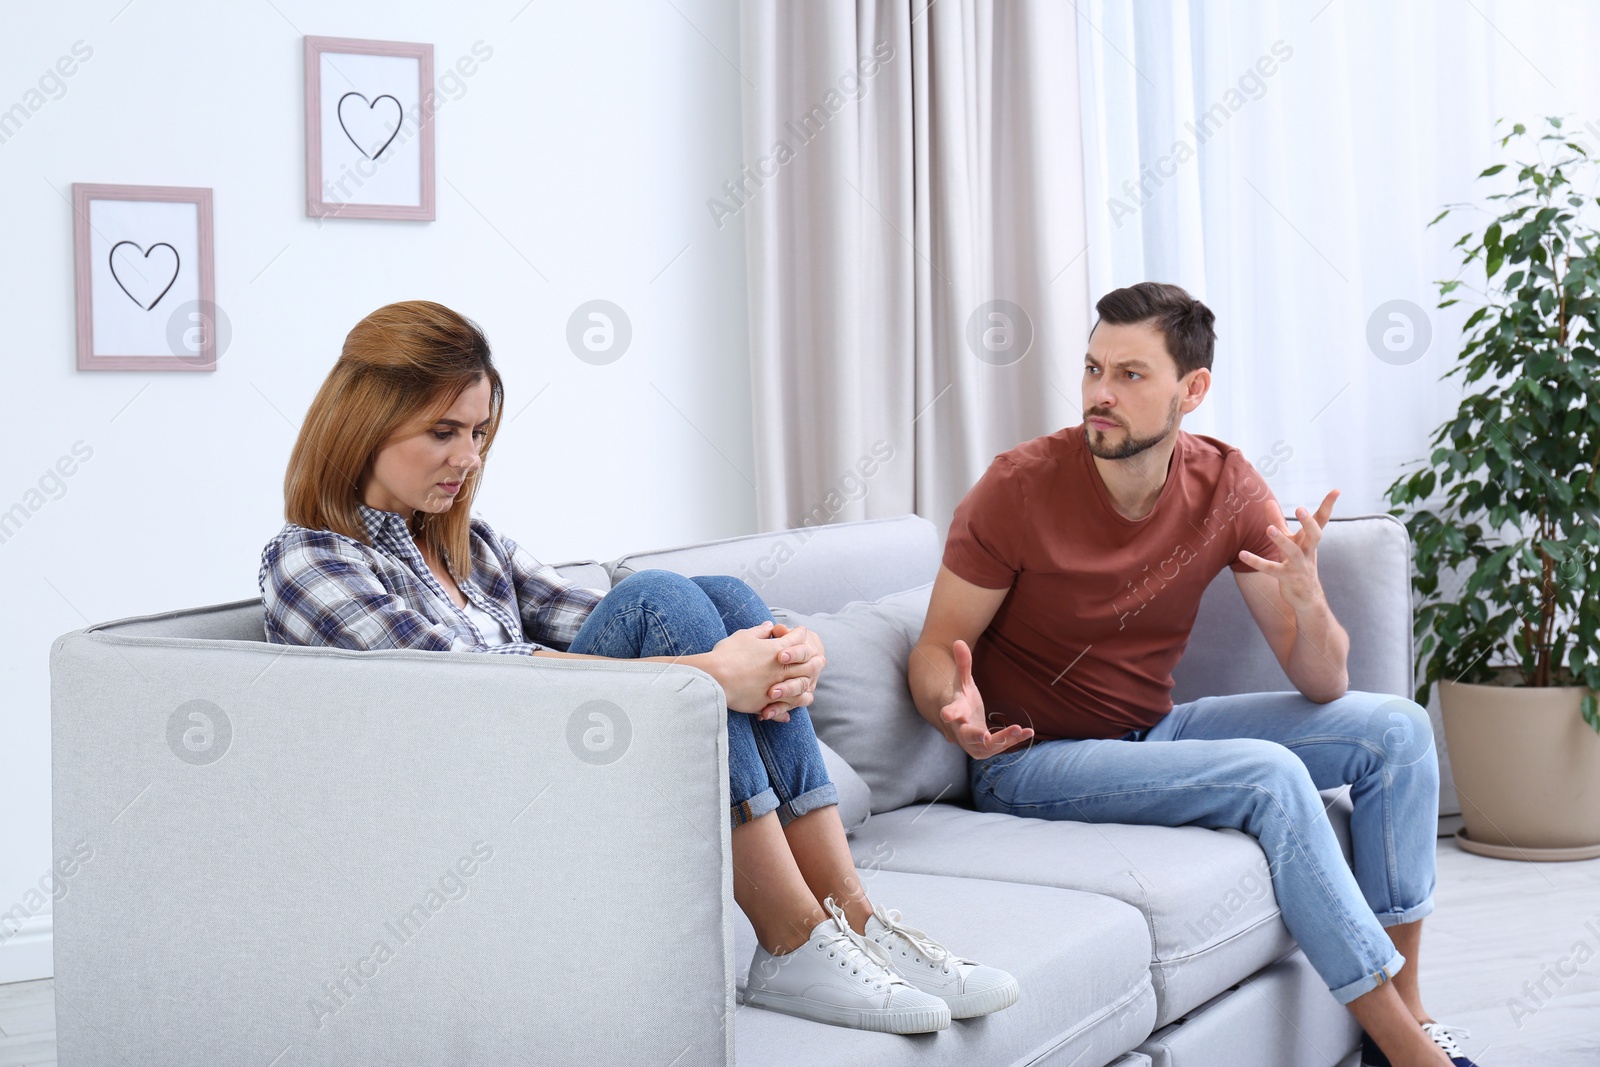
[968,690,1439,1005]
[567,569,838,830]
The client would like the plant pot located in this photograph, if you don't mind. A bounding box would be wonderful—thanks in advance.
[1438,681,1600,860]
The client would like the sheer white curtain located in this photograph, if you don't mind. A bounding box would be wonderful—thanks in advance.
[1076,0,1600,519]
[739,0,1090,537]
[1076,0,1600,815]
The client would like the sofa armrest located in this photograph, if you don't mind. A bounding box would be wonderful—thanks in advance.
[50,630,735,1067]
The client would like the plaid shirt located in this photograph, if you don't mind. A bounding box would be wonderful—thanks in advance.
[259,502,603,655]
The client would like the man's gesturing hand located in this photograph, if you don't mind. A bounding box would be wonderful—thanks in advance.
[1237,488,1339,613]
[939,639,1034,760]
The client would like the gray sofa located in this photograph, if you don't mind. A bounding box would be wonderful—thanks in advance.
[50,512,1417,1066]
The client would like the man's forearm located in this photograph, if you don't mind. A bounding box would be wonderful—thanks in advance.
[907,642,961,744]
[1288,597,1349,702]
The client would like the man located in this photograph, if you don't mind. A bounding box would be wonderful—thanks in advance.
[907,282,1477,1067]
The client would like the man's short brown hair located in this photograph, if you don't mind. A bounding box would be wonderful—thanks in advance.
[1092,282,1216,377]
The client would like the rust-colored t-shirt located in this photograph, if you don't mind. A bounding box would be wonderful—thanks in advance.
[942,425,1280,742]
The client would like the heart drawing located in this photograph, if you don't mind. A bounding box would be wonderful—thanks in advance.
[108,240,180,311]
[337,91,404,160]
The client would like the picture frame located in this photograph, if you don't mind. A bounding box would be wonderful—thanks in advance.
[71,182,217,371]
[304,35,436,221]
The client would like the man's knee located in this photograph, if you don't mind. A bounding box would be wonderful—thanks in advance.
[1346,691,1438,780]
[1227,738,1322,808]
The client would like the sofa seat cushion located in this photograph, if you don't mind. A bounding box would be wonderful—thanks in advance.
[731,868,1157,1067]
[846,805,1299,1029]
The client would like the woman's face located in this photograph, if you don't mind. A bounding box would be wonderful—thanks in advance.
[360,377,492,518]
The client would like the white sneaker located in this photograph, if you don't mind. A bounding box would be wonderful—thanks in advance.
[740,896,951,1033]
[864,902,1020,1019]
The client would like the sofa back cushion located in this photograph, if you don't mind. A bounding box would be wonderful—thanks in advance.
[1172,515,1413,704]
[815,740,873,832]
[771,582,968,814]
[94,559,611,646]
[551,560,612,593]
[608,514,940,615]
[86,598,271,642]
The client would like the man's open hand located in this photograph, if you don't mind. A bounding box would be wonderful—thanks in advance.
[939,639,1034,760]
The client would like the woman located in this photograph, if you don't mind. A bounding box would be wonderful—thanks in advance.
[258,300,1018,1034]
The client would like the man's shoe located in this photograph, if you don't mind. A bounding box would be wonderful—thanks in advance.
[740,896,951,1033]
[1362,1021,1479,1066]
[863,902,1020,1019]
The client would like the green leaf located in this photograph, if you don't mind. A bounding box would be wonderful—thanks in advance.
[1403,127,1600,697]
[1481,544,1516,579]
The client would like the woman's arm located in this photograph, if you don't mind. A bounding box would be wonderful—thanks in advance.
[532,621,824,721]
[497,530,604,651]
[262,530,547,656]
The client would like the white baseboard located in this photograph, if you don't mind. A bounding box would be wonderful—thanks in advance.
[0,913,53,984]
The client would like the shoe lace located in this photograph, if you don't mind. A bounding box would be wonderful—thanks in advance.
[820,898,909,989]
[1421,1022,1470,1058]
[871,904,971,972]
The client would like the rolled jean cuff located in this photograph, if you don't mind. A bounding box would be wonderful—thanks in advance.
[1374,897,1434,928]
[1328,948,1407,1006]
[776,783,838,828]
[731,788,781,830]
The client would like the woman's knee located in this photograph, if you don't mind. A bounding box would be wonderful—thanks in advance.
[689,574,774,629]
[611,568,699,600]
[601,569,725,653]
[608,569,721,620]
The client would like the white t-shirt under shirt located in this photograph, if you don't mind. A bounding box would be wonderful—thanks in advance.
[462,598,512,646]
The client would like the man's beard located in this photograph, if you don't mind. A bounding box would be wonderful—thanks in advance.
[1083,395,1181,460]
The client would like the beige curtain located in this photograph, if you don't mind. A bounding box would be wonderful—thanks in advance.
[738,0,1090,539]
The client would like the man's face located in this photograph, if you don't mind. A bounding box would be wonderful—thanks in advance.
[1082,320,1198,460]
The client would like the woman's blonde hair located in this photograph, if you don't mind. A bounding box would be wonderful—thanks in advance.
[283,300,504,582]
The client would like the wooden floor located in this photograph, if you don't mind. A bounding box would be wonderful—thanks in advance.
[4,837,1597,1066]
[1420,826,1600,1065]
[0,980,50,1067]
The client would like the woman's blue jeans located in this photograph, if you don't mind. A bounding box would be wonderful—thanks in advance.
[567,569,838,831]
[969,690,1439,1006]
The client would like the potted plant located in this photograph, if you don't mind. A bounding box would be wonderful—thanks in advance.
[1387,116,1600,861]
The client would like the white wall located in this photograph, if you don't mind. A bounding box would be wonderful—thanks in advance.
[0,0,754,981]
